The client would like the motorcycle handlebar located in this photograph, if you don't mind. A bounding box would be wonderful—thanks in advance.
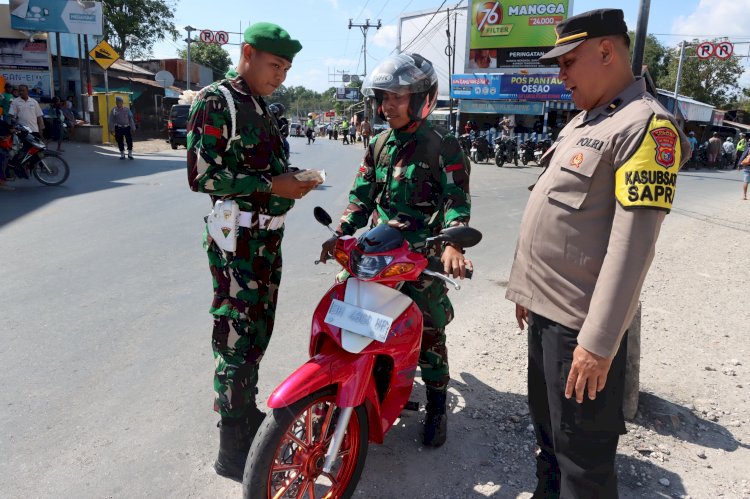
[426,257,473,280]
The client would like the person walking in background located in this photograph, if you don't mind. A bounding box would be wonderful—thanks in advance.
[9,84,44,137]
[736,134,747,169]
[47,96,65,152]
[1,83,13,123]
[708,132,722,168]
[340,118,350,144]
[109,96,136,160]
[722,136,735,169]
[360,116,372,148]
[738,147,750,200]
[349,117,356,143]
[686,131,698,166]
[506,9,689,497]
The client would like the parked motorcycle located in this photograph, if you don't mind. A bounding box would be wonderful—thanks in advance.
[458,133,472,157]
[493,136,518,167]
[518,138,536,166]
[243,207,481,498]
[1,123,69,186]
[533,139,552,164]
[469,132,491,163]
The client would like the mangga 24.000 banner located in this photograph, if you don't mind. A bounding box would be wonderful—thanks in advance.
[469,0,570,50]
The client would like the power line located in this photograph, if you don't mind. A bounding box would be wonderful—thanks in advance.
[401,0,448,53]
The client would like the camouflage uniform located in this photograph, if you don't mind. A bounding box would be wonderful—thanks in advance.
[336,120,471,391]
[187,75,291,419]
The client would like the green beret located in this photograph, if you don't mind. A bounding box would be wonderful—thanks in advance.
[243,22,302,62]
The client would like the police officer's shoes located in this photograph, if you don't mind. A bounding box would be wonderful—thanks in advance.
[214,409,266,482]
[127,150,134,160]
[422,389,447,447]
[119,152,125,160]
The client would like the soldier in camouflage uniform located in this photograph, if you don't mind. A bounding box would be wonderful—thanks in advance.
[186,22,320,482]
[319,53,472,447]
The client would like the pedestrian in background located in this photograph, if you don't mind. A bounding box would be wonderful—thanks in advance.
[341,118,350,144]
[506,9,690,497]
[109,96,136,160]
[736,134,747,169]
[186,21,319,483]
[360,116,372,148]
[9,84,44,137]
[1,83,13,123]
[47,96,65,152]
[349,117,356,143]
[708,132,722,168]
[738,147,750,200]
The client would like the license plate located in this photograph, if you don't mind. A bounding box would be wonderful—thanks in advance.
[324,299,394,343]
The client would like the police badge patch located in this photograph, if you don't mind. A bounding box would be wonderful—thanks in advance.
[650,127,677,169]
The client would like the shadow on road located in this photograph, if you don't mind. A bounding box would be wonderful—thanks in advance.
[0,144,185,229]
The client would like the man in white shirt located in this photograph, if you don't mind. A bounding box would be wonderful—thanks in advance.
[9,84,44,135]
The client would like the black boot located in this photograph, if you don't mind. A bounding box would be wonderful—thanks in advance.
[214,409,266,482]
[422,388,447,447]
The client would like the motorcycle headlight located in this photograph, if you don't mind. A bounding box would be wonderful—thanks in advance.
[349,250,393,279]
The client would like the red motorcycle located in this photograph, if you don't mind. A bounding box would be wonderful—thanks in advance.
[243,207,481,499]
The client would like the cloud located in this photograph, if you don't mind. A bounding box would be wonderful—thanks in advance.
[671,0,750,37]
[372,25,398,49]
[326,0,339,10]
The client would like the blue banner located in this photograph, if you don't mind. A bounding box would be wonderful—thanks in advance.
[459,100,545,115]
[451,73,571,101]
[10,0,103,36]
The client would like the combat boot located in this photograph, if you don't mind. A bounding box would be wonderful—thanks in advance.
[214,408,266,482]
[422,388,447,447]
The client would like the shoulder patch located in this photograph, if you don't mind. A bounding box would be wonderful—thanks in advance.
[615,116,680,212]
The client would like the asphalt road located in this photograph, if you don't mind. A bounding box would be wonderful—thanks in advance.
[0,136,743,498]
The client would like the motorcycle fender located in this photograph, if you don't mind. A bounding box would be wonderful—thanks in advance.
[266,346,378,411]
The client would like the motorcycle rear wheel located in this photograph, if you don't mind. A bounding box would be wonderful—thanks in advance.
[243,387,368,499]
[33,153,69,186]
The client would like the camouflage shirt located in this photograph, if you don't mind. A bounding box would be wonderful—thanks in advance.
[186,76,292,215]
[338,120,471,249]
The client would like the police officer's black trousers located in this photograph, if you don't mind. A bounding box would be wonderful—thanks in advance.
[527,313,627,499]
[114,125,133,152]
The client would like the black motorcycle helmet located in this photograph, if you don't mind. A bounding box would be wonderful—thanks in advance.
[268,103,285,118]
[361,53,438,125]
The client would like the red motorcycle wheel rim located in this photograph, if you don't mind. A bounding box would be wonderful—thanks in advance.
[267,395,361,498]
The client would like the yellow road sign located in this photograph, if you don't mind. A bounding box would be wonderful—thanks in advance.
[89,40,120,70]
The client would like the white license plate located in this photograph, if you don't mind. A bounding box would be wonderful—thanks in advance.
[324,299,394,343]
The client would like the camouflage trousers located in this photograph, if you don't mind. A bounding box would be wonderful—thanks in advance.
[205,226,284,419]
[401,276,454,392]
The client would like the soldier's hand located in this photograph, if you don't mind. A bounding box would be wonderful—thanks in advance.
[271,171,320,199]
[319,236,338,264]
[515,304,528,330]
[565,345,613,403]
[441,245,471,279]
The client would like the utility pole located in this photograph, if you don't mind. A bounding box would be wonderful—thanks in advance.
[348,18,381,78]
[349,18,381,121]
[446,8,454,133]
[630,0,651,78]
[184,25,196,90]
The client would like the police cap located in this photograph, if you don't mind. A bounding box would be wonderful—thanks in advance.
[243,22,302,62]
[539,9,628,65]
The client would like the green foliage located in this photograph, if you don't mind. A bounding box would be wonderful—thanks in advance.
[269,85,337,120]
[177,43,232,81]
[657,39,745,108]
[102,0,179,59]
[628,31,668,83]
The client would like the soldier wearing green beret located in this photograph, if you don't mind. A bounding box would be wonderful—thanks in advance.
[186,21,320,482]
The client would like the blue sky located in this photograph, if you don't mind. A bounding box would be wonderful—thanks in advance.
[148,0,750,91]
[2,0,748,91]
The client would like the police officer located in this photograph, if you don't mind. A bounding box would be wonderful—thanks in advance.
[319,53,472,447]
[186,22,320,482]
[505,9,689,497]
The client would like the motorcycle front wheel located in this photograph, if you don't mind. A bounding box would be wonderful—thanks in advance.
[495,152,504,167]
[244,387,368,499]
[33,153,70,186]
[514,153,519,167]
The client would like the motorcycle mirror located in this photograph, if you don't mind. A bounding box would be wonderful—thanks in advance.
[439,226,483,249]
[314,206,333,226]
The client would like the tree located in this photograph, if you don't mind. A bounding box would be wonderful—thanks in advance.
[177,43,232,81]
[657,39,745,108]
[628,31,667,83]
[103,0,179,59]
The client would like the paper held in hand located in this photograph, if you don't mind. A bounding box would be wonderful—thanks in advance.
[294,169,326,183]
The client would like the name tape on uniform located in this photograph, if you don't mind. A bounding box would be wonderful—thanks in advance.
[615,117,681,212]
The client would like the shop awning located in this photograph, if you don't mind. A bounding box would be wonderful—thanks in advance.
[656,90,714,122]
